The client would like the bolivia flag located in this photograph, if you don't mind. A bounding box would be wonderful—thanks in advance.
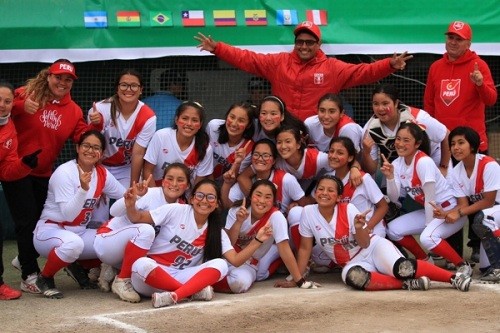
[150,11,173,27]
[84,11,107,28]
[276,9,298,26]
[306,10,328,25]
[244,10,267,26]
[117,11,141,27]
[182,10,205,27]
[213,10,236,26]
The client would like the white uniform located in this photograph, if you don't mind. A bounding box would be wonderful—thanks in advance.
[33,160,125,263]
[89,100,156,186]
[228,169,305,214]
[304,115,363,153]
[298,203,403,284]
[328,170,387,237]
[144,128,214,185]
[363,106,447,166]
[275,148,330,193]
[93,187,170,268]
[130,204,231,296]
[386,151,466,252]
[206,119,253,181]
[89,100,156,222]
[224,207,289,293]
[449,154,500,267]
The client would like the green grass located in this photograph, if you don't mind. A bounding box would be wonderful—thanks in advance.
[2,240,46,286]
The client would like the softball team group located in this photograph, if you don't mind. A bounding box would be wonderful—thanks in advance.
[0,59,498,309]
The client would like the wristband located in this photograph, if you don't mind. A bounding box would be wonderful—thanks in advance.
[254,236,263,244]
[350,165,360,170]
[295,278,305,288]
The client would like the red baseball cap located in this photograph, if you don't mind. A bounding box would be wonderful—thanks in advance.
[445,21,472,40]
[294,21,321,41]
[49,61,78,79]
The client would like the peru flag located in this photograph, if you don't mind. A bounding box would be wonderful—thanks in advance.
[306,10,328,25]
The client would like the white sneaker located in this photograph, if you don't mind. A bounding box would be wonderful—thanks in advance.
[21,273,42,294]
[191,286,214,301]
[11,256,21,271]
[403,276,431,291]
[111,277,141,303]
[452,273,472,292]
[152,291,177,308]
[456,262,473,277]
[423,255,434,265]
[98,263,118,292]
[88,267,100,283]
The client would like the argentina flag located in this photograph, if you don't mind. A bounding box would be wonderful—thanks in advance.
[84,11,108,28]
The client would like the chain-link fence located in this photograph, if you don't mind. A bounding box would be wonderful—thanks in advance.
[1,53,499,166]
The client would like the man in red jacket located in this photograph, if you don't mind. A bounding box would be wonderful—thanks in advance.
[424,21,498,264]
[195,21,412,121]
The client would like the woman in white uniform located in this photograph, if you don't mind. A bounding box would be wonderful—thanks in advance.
[33,130,125,299]
[382,122,472,277]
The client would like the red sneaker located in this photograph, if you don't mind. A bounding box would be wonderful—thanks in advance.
[0,283,22,300]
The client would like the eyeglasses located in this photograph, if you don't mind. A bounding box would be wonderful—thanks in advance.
[294,39,317,47]
[118,83,141,92]
[80,143,102,152]
[193,192,217,203]
[252,152,273,161]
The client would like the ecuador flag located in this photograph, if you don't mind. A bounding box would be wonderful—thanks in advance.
[244,10,267,26]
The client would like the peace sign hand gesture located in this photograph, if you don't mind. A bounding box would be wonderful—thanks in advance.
[379,153,394,179]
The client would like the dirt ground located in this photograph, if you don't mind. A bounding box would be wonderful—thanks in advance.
[1,241,499,333]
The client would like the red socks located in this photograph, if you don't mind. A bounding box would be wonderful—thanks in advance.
[364,271,403,290]
[396,235,428,260]
[415,259,453,282]
[431,240,463,266]
[118,241,148,279]
[174,268,221,301]
[41,248,70,278]
[145,267,183,290]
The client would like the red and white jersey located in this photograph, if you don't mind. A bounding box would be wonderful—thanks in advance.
[275,147,330,192]
[105,187,173,231]
[37,160,125,233]
[144,128,214,184]
[90,100,156,167]
[228,169,304,214]
[305,115,363,152]
[206,119,253,180]
[328,171,384,222]
[392,151,455,205]
[226,206,288,260]
[450,154,500,203]
[299,203,362,266]
[363,106,446,165]
[148,204,233,267]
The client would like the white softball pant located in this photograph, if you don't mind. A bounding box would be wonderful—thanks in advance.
[34,223,97,263]
[93,223,156,269]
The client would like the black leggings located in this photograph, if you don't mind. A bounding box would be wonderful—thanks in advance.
[2,176,49,279]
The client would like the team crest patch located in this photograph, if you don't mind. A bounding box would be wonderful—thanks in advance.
[440,79,461,106]
[313,73,324,84]
[3,138,13,149]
